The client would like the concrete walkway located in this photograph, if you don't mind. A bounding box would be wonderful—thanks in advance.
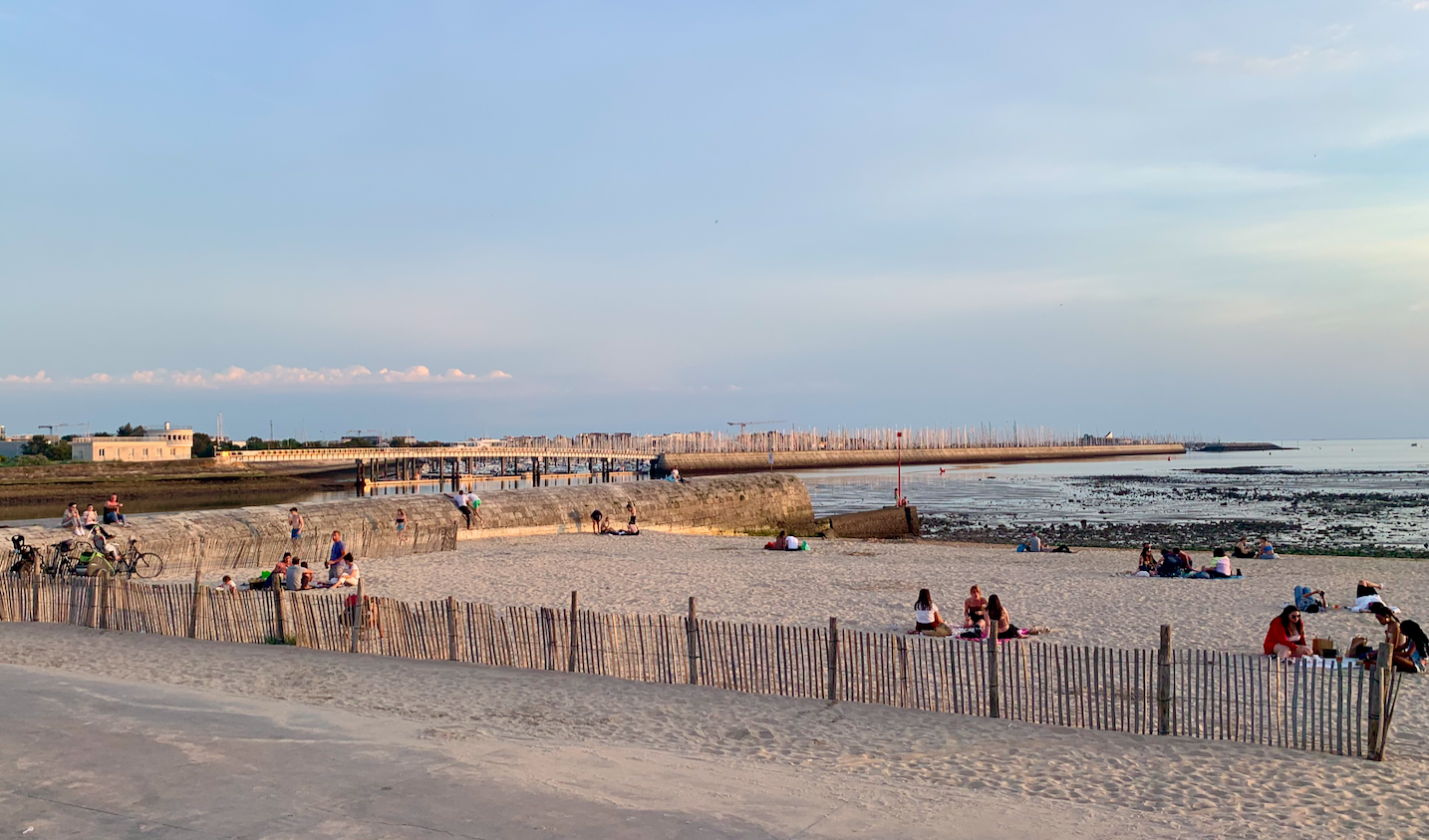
[0,666,777,839]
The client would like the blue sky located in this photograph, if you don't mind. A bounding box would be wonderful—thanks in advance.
[2,1,1427,442]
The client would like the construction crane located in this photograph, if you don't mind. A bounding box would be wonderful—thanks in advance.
[726,420,788,436]
[37,423,73,438]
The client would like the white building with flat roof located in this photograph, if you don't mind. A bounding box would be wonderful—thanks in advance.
[72,423,194,462]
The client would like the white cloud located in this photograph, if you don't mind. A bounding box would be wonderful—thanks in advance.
[53,365,514,389]
[0,370,50,384]
[893,160,1319,206]
[1192,46,1362,74]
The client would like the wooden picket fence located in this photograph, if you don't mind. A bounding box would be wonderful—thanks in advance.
[0,575,1403,760]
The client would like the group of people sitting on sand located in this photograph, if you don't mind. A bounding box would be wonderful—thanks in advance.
[229,530,363,592]
[1264,580,1429,673]
[591,502,640,535]
[1016,532,1071,553]
[1134,544,1241,578]
[909,586,1046,641]
[763,530,807,551]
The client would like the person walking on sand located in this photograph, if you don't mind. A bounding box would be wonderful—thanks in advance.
[103,494,126,526]
[395,508,407,542]
[288,508,305,547]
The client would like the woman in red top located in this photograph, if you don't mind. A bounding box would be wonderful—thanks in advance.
[1264,605,1312,659]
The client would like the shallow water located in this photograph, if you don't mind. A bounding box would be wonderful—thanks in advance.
[799,439,1429,553]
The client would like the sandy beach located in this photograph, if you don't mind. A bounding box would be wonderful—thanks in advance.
[0,533,1413,837]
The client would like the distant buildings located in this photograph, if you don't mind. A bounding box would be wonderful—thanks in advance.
[72,423,194,462]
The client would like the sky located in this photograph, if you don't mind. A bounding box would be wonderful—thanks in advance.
[2,1,1427,443]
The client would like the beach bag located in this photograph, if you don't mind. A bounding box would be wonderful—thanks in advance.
[1016,544,1027,552]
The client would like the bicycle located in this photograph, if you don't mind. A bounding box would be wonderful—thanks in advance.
[110,538,163,579]
[42,539,88,578]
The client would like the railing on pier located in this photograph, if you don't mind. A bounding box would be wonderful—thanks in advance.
[0,578,1397,760]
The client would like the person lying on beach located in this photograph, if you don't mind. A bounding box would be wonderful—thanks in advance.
[1257,537,1278,560]
[1232,537,1257,559]
[1263,605,1312,659]
[910,589,953,637]
[964,586,988,628]
[1294,586,1327,613]
[1199,548,1235,579]
[1349,580,1397,612]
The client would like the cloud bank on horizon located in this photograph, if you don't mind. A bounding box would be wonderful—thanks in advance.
[1,2,1426,440]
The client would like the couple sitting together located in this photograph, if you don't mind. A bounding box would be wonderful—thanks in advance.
[763,530,807,551]
[911,586,1043,640]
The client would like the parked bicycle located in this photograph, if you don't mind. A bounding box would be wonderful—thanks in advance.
[82,535,163,579]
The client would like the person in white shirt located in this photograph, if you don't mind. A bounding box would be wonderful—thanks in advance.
[61,504,83,535]
[912,589,952,637]
[784,534,800,550]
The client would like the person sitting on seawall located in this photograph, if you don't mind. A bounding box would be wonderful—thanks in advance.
[1232,536,1257,559]
[103,494,127,526]
[909,588,953,637]
[1263,605,1313,660]
[1257,536,1278,560]
[61,503,84,535]
[82,505,99,532]
[1198,548,1238,579]
[964,585,988,628]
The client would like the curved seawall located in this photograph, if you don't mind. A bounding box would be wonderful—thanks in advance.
[657,443,1186,476]
[8,474,815,574]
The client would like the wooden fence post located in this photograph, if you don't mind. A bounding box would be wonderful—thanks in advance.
[1368,642,1390,761]
[98,571,110,630]
[568,591,579,673]
[187,566,202,639]
[30,568,39,622]
[273,585,286,642]
[1157,625,1173,735]
[686,597,699,686]
[827,617,840,704]
[987,633,1000,719]
[447,595,459,661]
[349,579,364,653]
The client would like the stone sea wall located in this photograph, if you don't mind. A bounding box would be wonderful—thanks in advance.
[6,474,815,573]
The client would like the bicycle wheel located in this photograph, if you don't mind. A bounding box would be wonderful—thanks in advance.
[132,552,164,579]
